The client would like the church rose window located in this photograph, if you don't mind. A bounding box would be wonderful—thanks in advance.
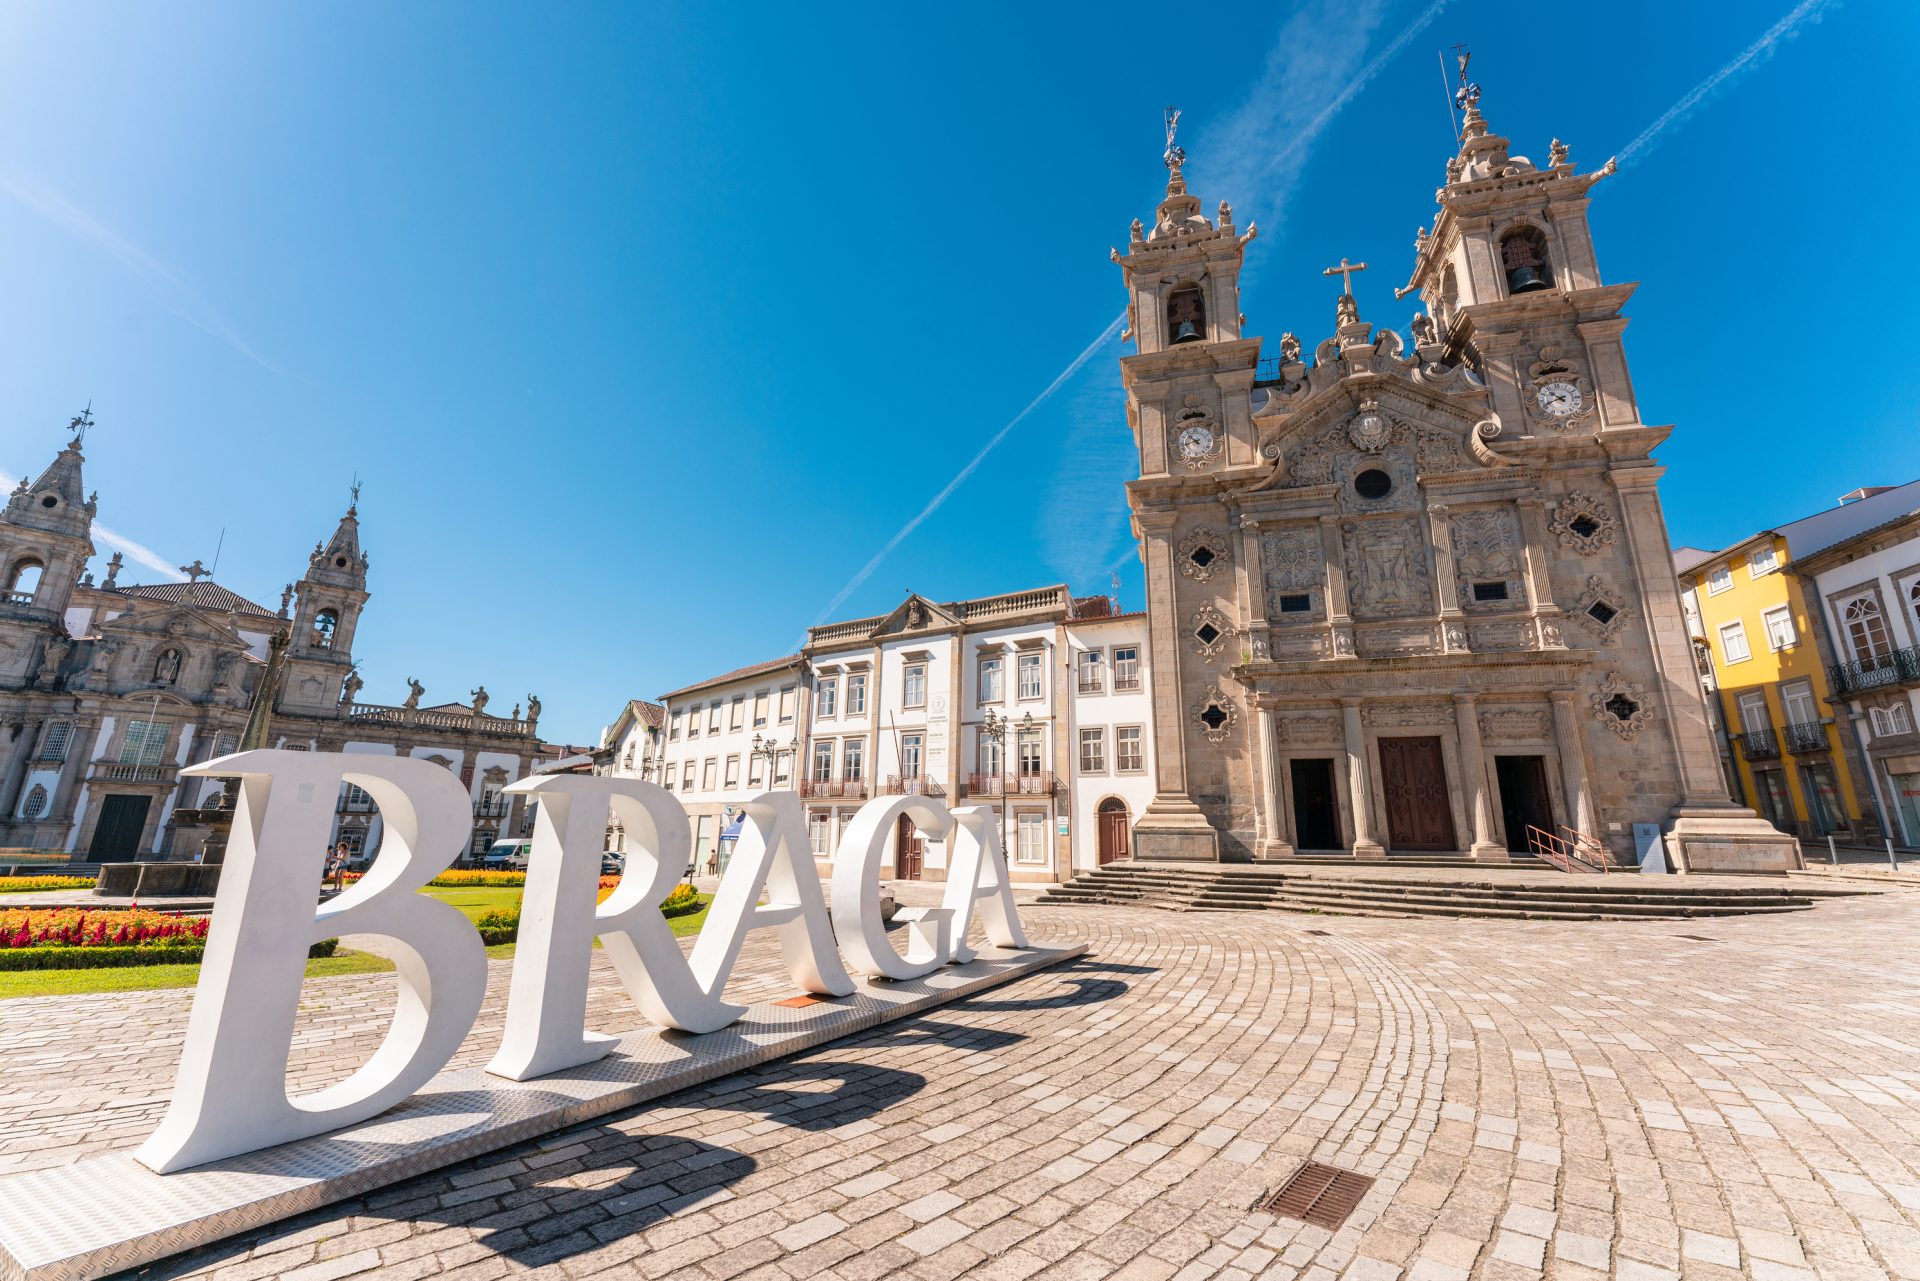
[1354,469,1392,500]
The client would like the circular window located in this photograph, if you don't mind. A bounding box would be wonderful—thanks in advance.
[1354,469,1392,500]
[39,495,57,509]
[21,784,48,820]
[334,556,348,568]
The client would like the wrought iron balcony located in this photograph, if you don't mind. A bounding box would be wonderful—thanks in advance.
[472,799,510,818]
[96,762,171,783]
[1735,729,1780,761]
[966,773,1004,797]
[1076,675,1105,694]
[884,775,943,796]
[1782,721,1830,754]
[5,591,35,606]
[1829,644,1920,696]
[1113,675,1143,692]
[1012,770,1055,794]
[800,779,866,799]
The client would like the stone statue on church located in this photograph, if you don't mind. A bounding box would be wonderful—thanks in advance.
[101,552,123,590]
[403,677,425,709]
[34,635,71,690]
[470,685,490,716]
[1279,332,1301,364]
[341,668,363,705]
[526,693,541,725]
[1411,313,1437,347]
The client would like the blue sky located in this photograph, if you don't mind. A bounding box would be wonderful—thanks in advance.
[2,0,1913,744]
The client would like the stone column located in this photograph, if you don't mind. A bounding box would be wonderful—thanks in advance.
[1428,504,1469,652]
[1548,690,1597,837]
[1258,705,1293,858]
[1515,499,1563,648]
[1320,516,1354,659]
[1342,698,1385,858]
[1131,511,1218,860]
[1453,694,1506,860]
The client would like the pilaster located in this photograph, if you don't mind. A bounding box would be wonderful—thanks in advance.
[1453,693,1505,860]
[1341,698,1385,858]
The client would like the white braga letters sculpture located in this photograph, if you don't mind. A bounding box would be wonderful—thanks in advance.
[133,749,1028,1174]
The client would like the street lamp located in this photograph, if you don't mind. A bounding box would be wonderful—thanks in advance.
[749,732,784,790]
[980,710,1013,867]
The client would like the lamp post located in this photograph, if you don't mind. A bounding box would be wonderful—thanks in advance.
[980,710,1013,868]
[750,732,782,791]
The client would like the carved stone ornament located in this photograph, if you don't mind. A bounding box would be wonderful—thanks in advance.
[1362,700,1453,727]
[1346,400,1392,453]
[1451,507,1521,598]
[1176,527,1231,582]
[1274,711,1342,744]
[1343,518,1433,618]
[1190,605,1235,663]
[1590,671,1653,740]
[905,599,930,629]
[1572,574,1632,643]
[1525,347,1597,430]
[1479,707,1552,740]
[1260,525,1321,595]
[1548,491,1618,554]
[1192,686,1239,744]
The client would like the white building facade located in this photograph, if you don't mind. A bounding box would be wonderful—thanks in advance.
[651,657,804,873]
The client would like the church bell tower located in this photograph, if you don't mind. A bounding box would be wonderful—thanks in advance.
[279,498,370,713]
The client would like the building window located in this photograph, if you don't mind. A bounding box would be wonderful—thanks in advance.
[816,677,838,719]
[1016,811,1047,864]
[1276,594,1312,614]
[778,685,796,724]
[900,733,924,780]
[1077,650,1104,694]
[706,703,722,734]
[1016,727,1043,776]
[979,656,1003,704]
[119,719,170,766]
[1079,728,1106,773]
[7,559,44,599]
[1116,725,1145,772]
[1749,545,1779,577]
[1719,620,1751,665]
[773,750,791,785]
[729,697,745,731]
[1736,691,1770,737]
[682,761,695,791]
[1017,652,1044,700]
[1842,594,1892,663]
[1706,566,1733,595]
[809,811,831,856]
[1113,647,1141,690]
[680,709,695,740]
[663,771,675,792]
[1870,703,1915,737]
[843,740,864,782]
[977,735,1002,778]
[812,741,834,783]
[723,755,740,789]
[1763,605,1797,652]
[20,784,48,820]
[1471,581,1509,603]
[752,691,769,728]
[38,721,71,761]
[902,663,926,709]
[747,752,764,788]
[1781,681,1819,730]
[701,759,717,791]
[846,672,868,716]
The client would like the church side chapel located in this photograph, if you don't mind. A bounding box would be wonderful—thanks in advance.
[1112,70,1799,872]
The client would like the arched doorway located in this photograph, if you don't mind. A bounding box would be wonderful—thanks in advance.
[1097,798,1130,865]
[894,813,922,880]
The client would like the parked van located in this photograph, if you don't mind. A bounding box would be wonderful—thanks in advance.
[481,838,532,870]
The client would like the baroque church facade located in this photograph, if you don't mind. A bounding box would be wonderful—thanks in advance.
[0,423,558,860]
[1117,88,1800,872]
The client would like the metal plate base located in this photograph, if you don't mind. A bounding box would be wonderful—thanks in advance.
[0,943,1086,1281]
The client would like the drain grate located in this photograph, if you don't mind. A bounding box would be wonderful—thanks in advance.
[1263,1161,1375,1228]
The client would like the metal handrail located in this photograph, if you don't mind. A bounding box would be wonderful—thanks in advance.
[1781,721,1829,754]
[1526,824,1608,874]
[1736,729,1780,761]
[1829,644,1920,695]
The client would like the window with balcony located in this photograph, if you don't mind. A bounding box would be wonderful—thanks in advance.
[816,677,838,719]
[1719,620,1751,665]
[900,733,924,779]
[119,719,170,766]
[977,736,1002,778]
[843,740,864,782]
[846,672,867,716]
[812,741,834,783]
[1113,646,1141,691]
[1842,594,1892,663]
[1763,605,1796,651]
[1078,650,1104,694]
[1116,725,1145,772]
[1017,652,1043,700]
[978,656,1003,704]
[1079,727,1106,773]
[1017,727,1043,776]
[902,663,926,709]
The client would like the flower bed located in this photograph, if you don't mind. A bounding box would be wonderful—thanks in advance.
[0,939,339,971]
[0,875,98,893]
[0,906,338,970]
[471,885,703,944]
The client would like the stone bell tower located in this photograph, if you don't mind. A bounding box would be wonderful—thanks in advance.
[279,498,370,713]
[1113,111,1262,860]
[0,412,98,691]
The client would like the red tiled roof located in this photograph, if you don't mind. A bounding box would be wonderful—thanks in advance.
[659,654,802,701]
[114,580,276,617]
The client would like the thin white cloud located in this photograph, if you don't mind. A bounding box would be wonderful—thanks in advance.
[0,170,286,376]
[0,465,187,583]
[1617,0,1832,167]
[810,309,1127,629]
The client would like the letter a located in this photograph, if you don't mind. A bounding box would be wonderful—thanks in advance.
[941,804,1029,964]
[137,750,486,1173]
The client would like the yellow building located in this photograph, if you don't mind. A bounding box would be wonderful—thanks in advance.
[1675,495,1905,842]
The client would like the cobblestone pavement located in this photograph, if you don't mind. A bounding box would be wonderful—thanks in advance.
[5,883,1920,1281]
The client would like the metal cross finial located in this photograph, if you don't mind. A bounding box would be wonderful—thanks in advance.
[349,474,361,510]
[180,558,210,582]
[1163,106,1185,170]
[1322,258,1369,295]
[1452,43,1480,112]
[69,400,94,445]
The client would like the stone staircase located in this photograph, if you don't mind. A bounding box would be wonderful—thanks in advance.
[1032,861,1861,921]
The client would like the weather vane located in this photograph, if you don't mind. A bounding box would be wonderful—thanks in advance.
[1452,44,1480,112]
[1163,106,1185,170]
[350,474,362,509]
[69,400,95,445]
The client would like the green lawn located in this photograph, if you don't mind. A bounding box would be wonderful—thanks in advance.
[0,886,711,999]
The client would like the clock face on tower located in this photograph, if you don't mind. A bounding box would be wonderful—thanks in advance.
[1536,381,1583,416]
[1177,424,1215,459]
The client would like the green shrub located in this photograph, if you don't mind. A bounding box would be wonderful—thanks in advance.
[0,937,340,971]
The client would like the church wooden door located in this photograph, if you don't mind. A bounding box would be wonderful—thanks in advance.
[89,794,151,863]
[1097,799,1130,865]
[894,814,922,880]
[1378,737,1456,852]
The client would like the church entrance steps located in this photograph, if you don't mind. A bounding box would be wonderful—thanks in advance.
[1033,861,1867,920]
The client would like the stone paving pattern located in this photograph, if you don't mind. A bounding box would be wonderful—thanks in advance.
[4,881,1920,1280]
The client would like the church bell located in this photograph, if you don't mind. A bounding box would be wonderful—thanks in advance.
[1172,319,1202,343]
[1506,265,1550,294]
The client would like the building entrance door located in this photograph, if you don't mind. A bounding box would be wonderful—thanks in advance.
[1289,758,1340,850]
[894,814,922,880]
[1378,736,1457,852]
[1753,769,1794,833]
[89,794,151,862]
[1096,799,1130,865]
[1495,755,1556,852]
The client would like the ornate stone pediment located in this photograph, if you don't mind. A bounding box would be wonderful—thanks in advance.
[871,593,959,637]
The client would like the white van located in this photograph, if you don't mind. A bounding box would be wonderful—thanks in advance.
[481,838,532,870]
